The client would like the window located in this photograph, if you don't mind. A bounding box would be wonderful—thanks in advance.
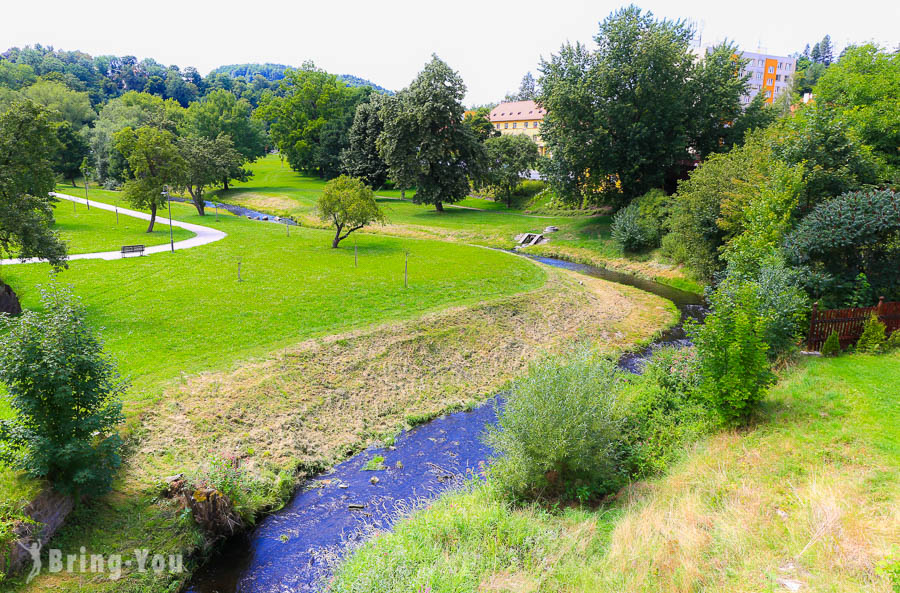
[504,123,508,129]
[785,75,790,82]
[512,122,517,128]
[524,121,528,128]
[534,121,539,128]
[768,66,774,73]
[764,90,772,98]
[776,74,781,81]
[495,124,500,129]
[767,78,773,86]
[778,61,783,69]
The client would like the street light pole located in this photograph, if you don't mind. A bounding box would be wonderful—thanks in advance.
[163,186,174,252]
[82,167,90,210]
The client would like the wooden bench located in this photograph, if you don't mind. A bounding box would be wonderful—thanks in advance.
[121,245,145,257]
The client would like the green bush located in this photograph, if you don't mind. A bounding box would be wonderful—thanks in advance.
[619,347,714,477]
[515,179,546,198]
[611,203,658,252]
[885,330,900,351]
[821,331,842,356]
[485,348,627,501]
[0,284,125,498]
[856,314,887,353]
[688,281,774,424]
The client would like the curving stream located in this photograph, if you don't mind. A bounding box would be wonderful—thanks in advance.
[186,256,705,593]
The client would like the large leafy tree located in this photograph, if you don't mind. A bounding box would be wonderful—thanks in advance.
[317,175,385,248]
[0,100,67,268]
[177,134,246,215]
[255,62,365,178]
[53,120,90,185]
[463,106,499,142]
[379,55,485,212]
[342,94,389,188]
[0,285,125,498]
[113,125,185,232]
[540,6,745,205]
[481,134,540,207]
[813,44,900,171]
[182,89,267,188]
[21,80,95,129]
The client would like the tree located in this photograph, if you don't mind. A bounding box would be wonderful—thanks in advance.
[507,71,539,101]
[255,62,365,178]
[183,89,267,189]
[53,121,89,185]
[22,80,95,129]
[0,101,67,268]
[378,55,485,212]
[114,126,185,232]
[342,94,389,188]
[813,44,900,170]
[0,60,36,90]
[810,42,823,64]
[691,42,750,158]
[819,35,834,66]
[0,285,125,498]
[481,135,540,207]
[317,175,385,248]
[463,106,499,142]
[177,134,245,215]
[540,6,724,205]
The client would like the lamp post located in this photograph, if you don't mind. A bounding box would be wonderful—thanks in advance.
[162,186,174,252]
[82,165,90,210]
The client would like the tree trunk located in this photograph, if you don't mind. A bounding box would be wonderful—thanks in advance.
[190,189,205,216]
[401,188,406,200]
[223,176,230,191]
[332,225,342,248]
[0,279,22,316]
[71,178,77,187]
[435,201,443,212]
[147,203,157,233]
[507,186,512,209]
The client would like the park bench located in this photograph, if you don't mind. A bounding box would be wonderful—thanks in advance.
[121,244,145,258]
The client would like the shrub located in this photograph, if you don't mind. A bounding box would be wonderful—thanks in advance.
[688,281,774,424]
[821,331,842,356]
[485,348,627,501]
[619,347,714,476]
[856,314,887,353]
[754,259,810,358]
[0,285,125,498]
[611,202,658,252]
[784,189,900,305]
[885,330,900,351]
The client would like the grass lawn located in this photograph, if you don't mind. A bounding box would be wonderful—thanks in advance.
[50,191,194,254]
[330,351,900,593]
[207,155,701,293]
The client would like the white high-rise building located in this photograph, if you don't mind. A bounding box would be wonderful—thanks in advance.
[736,51,796,105]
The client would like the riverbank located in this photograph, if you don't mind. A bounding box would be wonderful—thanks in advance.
[328,352,900,593]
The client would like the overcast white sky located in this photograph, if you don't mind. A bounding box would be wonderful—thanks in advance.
[3,0,897,105]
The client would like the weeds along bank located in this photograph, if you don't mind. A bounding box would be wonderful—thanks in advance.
[330,351,900,593]
[5,204,677,591]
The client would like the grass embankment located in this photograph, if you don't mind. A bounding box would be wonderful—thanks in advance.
[331,352,900,593]
[1,192,676,591]
[50,193,194,254]
[208,156,699,294]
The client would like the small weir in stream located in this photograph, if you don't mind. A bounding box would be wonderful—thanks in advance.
[186,256,706,593]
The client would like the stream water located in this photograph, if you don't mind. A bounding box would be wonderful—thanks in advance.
[185,256,705,593]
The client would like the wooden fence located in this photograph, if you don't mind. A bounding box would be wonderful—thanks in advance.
[807,297,900,351]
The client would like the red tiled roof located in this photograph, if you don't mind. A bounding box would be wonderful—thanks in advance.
[489,100,546,122]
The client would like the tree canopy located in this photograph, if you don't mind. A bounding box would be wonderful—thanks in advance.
[481,134,540,207]
[317,175,385,248]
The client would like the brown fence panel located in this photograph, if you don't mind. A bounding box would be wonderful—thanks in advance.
[807,298,898,351]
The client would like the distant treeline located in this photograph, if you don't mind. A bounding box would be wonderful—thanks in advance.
[212,63,393,94]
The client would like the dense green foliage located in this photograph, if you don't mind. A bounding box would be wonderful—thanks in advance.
[114,125,185,231]
[317,175,386,247]
[0,100,67,266]
[379,56,485,211]
[784,189,900,304]
[342,95,389,188]
[856,314,887,353]
[538,7,755,206]
[821,330,841,356]
[0,285,124,498]
[611,189,668,252]
[485,349,627,501]
[255,63,369,178]
[176,134,246,215]
[480,134,540,207]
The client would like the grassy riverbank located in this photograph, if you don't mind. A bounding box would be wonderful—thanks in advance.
[330,352,899,593]
[1,192,679,592]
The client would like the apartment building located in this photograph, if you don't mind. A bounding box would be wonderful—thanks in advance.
[488,100,547,155]
[736,51,796,105]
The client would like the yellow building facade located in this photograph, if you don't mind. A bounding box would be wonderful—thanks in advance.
[488,100,547,155]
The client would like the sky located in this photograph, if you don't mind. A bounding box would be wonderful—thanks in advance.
[2,0,897,105]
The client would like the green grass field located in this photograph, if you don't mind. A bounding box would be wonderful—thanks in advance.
[207,155,700,291]
[330,352,900,593]
[49,192,194,254]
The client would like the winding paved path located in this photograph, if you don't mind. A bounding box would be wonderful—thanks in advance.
[1,193,227,266]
